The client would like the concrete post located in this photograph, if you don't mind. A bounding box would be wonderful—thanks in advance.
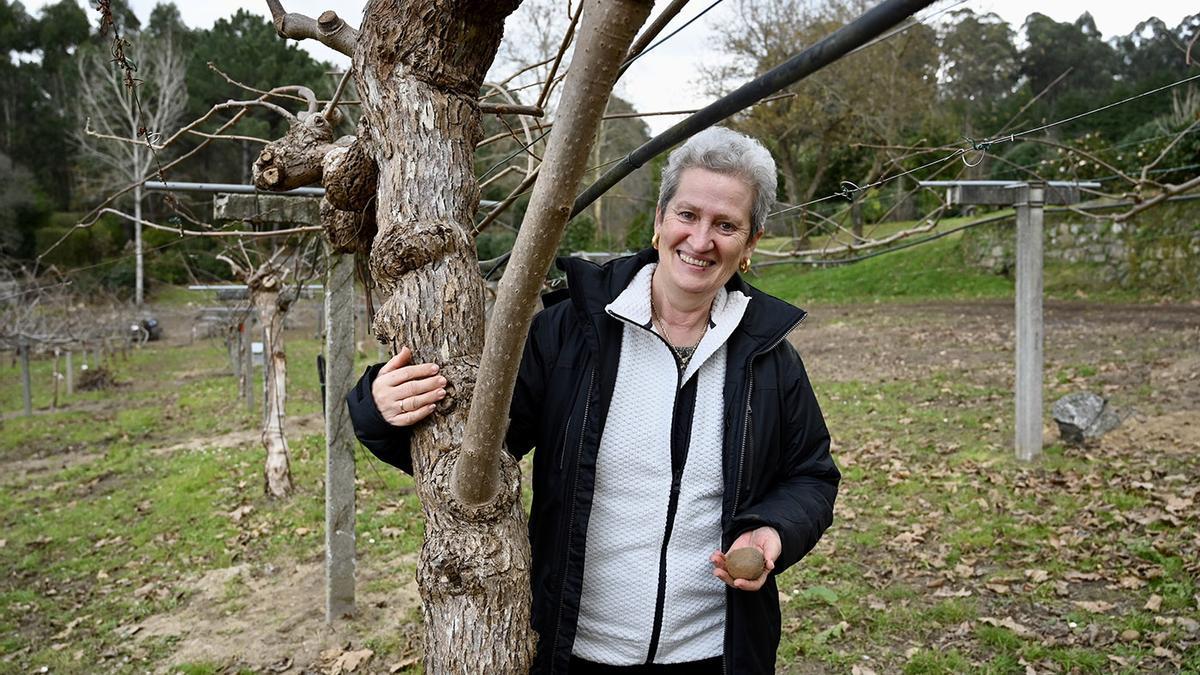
[228,326,240,378]
[52,348,60,410]
[65,350,74,396]
[324,248,357,621]
[19,339,32,417]
[261,324,270,428]
[1014,182,1045,461]
[243,323,254,416]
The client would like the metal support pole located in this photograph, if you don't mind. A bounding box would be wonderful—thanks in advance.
[323,248,357,621]
[19,339,32,417]
[1014,182,1045,461]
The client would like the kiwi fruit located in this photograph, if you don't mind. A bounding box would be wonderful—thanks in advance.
[725,547,765,580]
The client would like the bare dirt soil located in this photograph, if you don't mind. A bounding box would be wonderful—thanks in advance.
[795,299,1200,415]
[137,554,422,674]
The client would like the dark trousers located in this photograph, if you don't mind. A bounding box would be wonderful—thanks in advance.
[568,655,722,674]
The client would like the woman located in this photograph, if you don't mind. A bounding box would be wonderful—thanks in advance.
[348,127,839,674]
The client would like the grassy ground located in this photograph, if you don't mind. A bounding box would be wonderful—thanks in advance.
[754,220,1159,305]
[1,261,1197,672]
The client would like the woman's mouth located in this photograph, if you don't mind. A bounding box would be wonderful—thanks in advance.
[678,251,712,268]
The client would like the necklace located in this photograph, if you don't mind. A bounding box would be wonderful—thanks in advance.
[651,298,710,372]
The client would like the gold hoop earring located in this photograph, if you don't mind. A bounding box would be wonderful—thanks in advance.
[651,232,660,249]
[739,257,751,274]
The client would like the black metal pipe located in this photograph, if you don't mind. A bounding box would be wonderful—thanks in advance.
[482,0,937,280]
[570,0,937,217]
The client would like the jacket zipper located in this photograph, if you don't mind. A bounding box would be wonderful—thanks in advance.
[551,366,594,670]
[558,368,594,470]
[722,317,803,675]
[609,309,695,665]
[645,362,685,664]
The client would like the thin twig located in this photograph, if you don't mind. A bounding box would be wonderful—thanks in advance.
[97,208,324,237]
[473,167,541,236]
[536,0,584,110]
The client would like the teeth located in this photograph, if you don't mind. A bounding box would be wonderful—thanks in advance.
[678,252,712,267]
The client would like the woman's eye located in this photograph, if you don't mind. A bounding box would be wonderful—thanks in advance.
[718,222,737,232]
[677,210,695,221]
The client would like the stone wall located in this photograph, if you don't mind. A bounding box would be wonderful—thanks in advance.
[961,199,1200,294]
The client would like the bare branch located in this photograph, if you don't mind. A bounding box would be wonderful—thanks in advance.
[1114,176,1200,222]
[266,2,358,58]
[483,81,541,174]
[216,253,247,278]
[473,167,541,236]
[497,55,556,88]
[536,0,583,110]
[478,102,545,117]
[40,109,251,264]
[188,130,270,144]
[621,0,691,68]
[758,206,947,259]
[96,207,324,237]
[477,165,526,192]
[1017,137,1138,186]
[1142,118,1200,178]
[292,86,319,117]
[322,69,354,117]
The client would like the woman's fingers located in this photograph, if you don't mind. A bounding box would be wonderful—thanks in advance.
[391,402,438,427]
[400,384,447,411]
[391,374,447,403]
[377,361,440,389]
[372,345,448,427]
[379,346,412,374]
[377,376,447,425]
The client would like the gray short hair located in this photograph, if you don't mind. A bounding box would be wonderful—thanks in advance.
[657,127,777,235]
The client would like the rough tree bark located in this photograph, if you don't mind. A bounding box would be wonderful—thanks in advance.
[217,251,293,497]
[248,264,295,498]
[350,3,539,670]
[260,0,652,670]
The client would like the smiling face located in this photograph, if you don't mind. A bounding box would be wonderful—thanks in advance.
[654,167,762,305]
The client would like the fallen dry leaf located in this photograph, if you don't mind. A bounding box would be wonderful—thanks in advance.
[330,648,373,675]
[1072,600,1115,613]
[978,616,1035,638]
[1144,594,1162,612]
[1024,569,1049,583]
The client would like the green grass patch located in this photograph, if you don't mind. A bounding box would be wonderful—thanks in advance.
[753,232,1012,305]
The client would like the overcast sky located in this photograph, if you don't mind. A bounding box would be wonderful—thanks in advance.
[20,0,1199,134]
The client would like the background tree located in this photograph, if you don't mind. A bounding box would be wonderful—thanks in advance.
[1018,13,1121,137]
[0,0,89,211]
[938,9,1019,138]
[74,17,189,305]
[185,9,333,185]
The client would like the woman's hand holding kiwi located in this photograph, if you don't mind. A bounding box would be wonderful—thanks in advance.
[710,526,781,591]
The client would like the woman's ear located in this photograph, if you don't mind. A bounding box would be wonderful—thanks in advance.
[746,228,764,256]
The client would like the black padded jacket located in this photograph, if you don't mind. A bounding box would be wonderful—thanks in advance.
[346,249,839,674]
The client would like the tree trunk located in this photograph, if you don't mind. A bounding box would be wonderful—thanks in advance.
[252,279,293,498]
[354,1,534,671]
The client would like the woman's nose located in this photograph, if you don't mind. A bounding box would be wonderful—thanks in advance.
[689,223,715,250]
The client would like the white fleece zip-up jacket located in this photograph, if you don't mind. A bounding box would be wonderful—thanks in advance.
[572,263,751,666]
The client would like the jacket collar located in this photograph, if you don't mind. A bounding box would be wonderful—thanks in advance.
[604,263,751,383]
[556,249,807,359]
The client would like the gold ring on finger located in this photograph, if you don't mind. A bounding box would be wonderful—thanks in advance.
[400,398,409,413]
